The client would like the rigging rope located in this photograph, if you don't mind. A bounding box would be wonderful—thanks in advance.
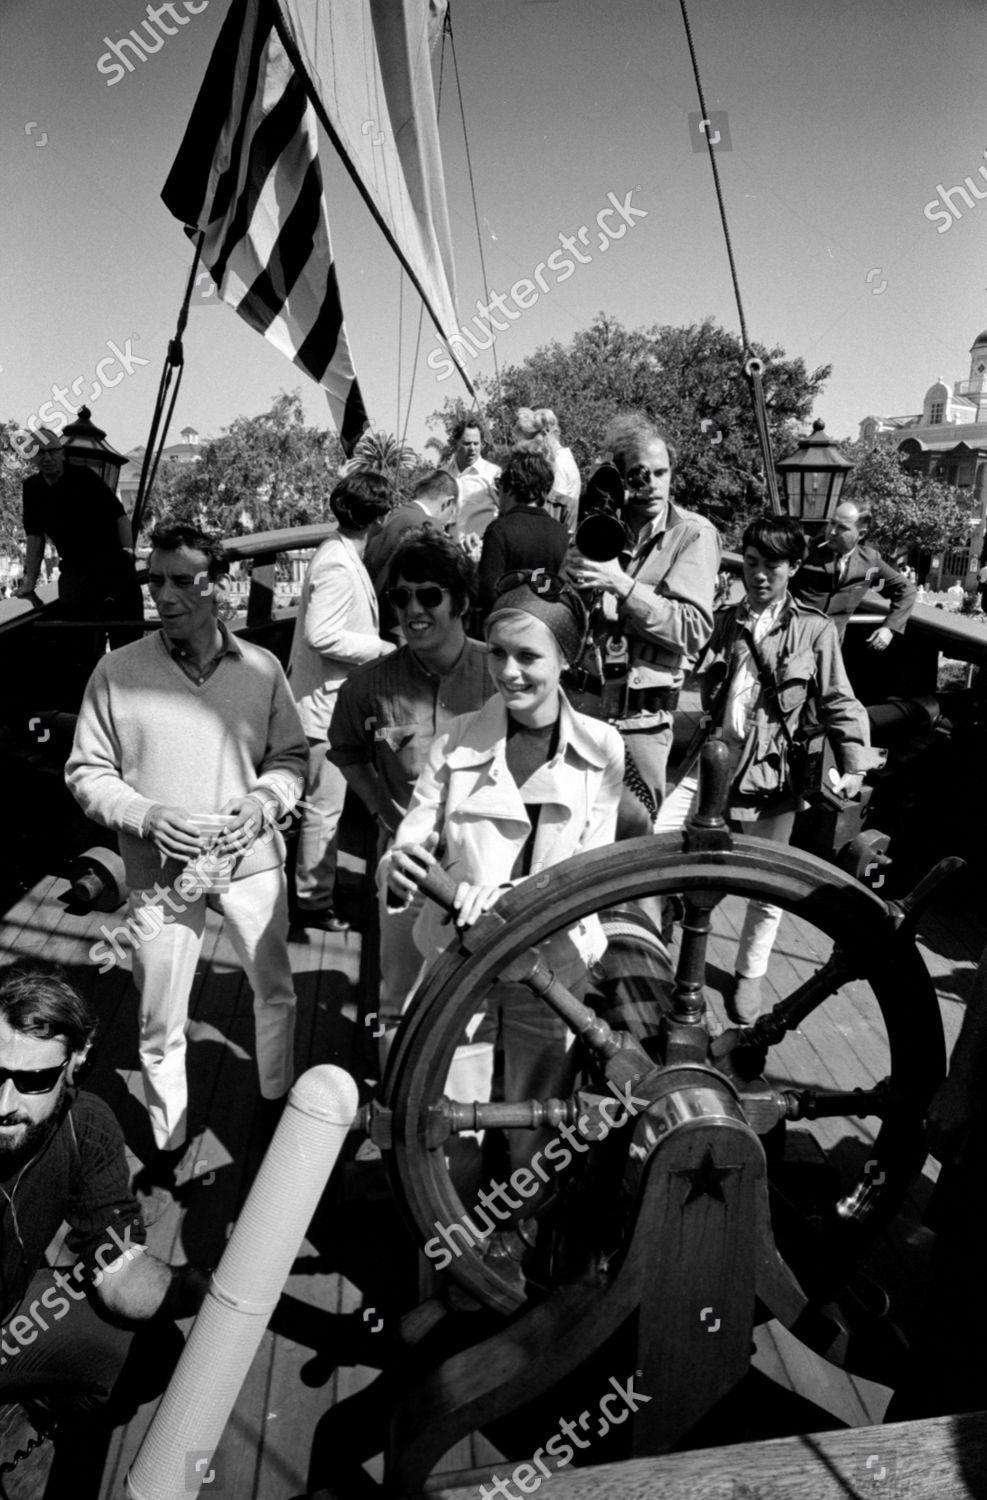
[401,13,452,450]
[397,269,404,436]
[131,231,203,537]
[677,0,782,513]
[445,7,497,428]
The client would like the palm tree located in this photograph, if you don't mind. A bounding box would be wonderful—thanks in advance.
[350,429,419,490]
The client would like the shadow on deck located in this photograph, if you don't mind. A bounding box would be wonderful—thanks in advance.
[0,851,979,1497]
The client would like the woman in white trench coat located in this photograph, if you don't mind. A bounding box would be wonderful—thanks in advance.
[382,571,625,1209]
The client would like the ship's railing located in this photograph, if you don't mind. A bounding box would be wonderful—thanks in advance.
[0,525,337,672]
[2,527,985,701]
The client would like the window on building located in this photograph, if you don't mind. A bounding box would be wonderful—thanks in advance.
[929,401,944,424]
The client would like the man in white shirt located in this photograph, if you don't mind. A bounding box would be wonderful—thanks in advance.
[445,419,501,545]
[287,473,395,928]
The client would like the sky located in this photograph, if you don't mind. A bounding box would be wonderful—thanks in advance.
[3,0,987,468]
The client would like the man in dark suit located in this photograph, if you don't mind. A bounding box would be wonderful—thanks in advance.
[791,500,916,650]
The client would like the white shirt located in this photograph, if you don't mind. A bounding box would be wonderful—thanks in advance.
[722,595,786,744]
[447,455,501,541]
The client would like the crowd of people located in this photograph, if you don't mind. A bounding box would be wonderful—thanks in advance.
[9,402,980,1457]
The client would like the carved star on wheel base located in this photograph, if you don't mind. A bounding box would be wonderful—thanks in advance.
[672,1146,742,1206]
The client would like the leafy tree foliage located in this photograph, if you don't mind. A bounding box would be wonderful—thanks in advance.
[349,429,431,493]
[431,314,831,543]
[840,441,972,560]
[0,423,30,556]
[143,391,345,541]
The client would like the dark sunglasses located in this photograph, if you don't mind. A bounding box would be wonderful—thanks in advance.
[387,584,450,610]
[495,569,571,600]
[0,1060,68,1096]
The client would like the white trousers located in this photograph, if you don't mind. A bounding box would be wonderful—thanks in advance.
[130,866,297,1149]
[296,740,347,910]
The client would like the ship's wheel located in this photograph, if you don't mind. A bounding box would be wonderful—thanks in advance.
[376,744,954,1485]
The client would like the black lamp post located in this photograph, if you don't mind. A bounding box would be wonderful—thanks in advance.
[60,406,128,493]
[775,419,854,527]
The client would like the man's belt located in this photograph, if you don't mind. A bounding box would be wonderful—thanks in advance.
[562,668,679,714]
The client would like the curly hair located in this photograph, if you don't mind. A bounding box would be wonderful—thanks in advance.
[450,415,488,446]
[513,407,561,461]
[328,471,395,531]
[497,449,555,508]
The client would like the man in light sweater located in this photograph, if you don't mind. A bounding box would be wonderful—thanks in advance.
[66,520,308,1181]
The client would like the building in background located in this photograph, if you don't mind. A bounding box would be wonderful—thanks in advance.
[117,425,205,513]
[859,329,987,589]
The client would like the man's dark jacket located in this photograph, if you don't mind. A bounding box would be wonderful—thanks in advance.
[792,538,916,639]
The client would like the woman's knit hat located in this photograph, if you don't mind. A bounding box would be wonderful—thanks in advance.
[486,573,587,664]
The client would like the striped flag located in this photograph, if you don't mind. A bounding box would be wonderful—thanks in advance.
[162,0,369,455]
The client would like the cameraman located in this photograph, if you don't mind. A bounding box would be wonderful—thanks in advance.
[567,415,721,818]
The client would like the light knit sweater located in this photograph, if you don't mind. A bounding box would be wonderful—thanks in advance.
[66,630,308,889]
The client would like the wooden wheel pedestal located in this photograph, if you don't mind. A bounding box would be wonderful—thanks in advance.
[372,744,956,1492]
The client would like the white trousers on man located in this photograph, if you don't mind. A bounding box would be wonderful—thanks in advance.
[130,867,297,1149]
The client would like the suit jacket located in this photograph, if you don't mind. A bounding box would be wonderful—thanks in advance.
[792,539,917,638]
[287,533,390,737]
[363,501,438,597]
[380,693,624,964]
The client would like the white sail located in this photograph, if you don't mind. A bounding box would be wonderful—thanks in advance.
[273,0,473,393]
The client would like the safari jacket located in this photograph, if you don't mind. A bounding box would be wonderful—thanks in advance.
[585,501,721,727]
[699,595,882,803]
[380,692,624,964]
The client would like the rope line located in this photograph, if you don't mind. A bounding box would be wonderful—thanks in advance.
[678,0,782,512]
[446,7,498,419]
[677,0,750,353]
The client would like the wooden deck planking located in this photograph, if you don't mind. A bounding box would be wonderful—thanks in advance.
[0,858,980,1495]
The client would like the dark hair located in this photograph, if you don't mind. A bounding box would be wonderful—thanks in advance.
[149,519,229,580]
[412,469,459,507]
[741,515,807,565]
[389,528,476,617]
[329,471,395,531]
[606,413,678,476]
[498,449,555,508]
[0,961,97,1056]
[450,416,487,446]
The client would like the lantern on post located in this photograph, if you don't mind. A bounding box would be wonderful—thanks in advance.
[61,406,128,494]
[775,420,854,527]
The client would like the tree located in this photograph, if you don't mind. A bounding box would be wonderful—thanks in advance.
[840,442,972,561]
[430,314,831,543]
[0,423,30,557]
[349,429,432,494]
[144,391,345,541]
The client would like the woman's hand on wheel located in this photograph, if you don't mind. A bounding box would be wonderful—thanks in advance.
[387,839,438,901]
[452,883,505,927]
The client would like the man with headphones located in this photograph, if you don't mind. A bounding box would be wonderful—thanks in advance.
[287,471,397,930]
[0,961,205,1453]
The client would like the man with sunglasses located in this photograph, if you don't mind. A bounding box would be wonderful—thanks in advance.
[328,532,493,1040]
[0,961,205,1448]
